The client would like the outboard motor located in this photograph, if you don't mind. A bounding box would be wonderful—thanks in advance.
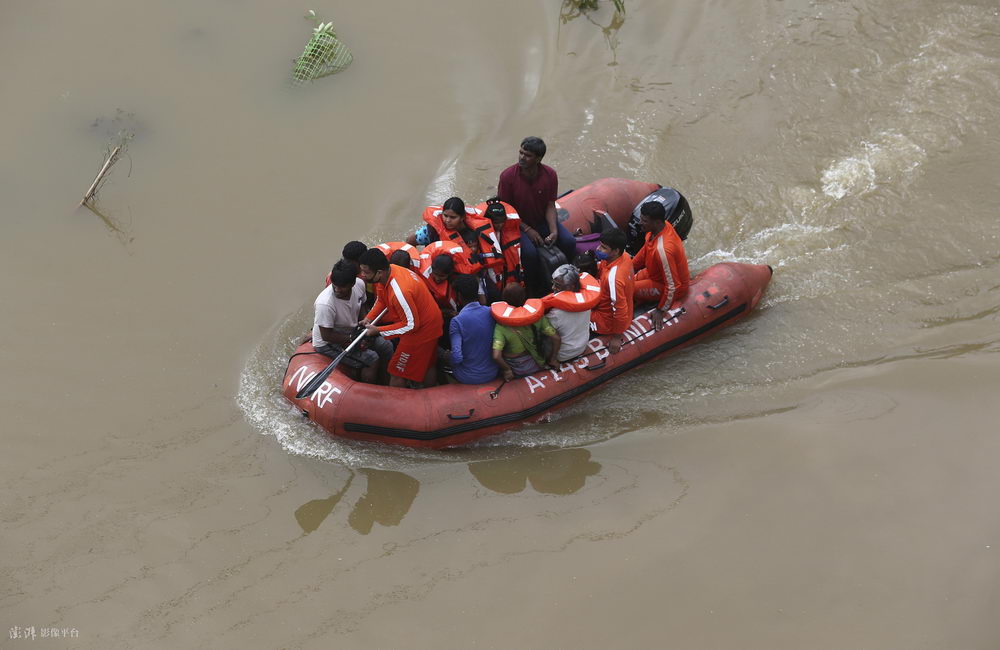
[626,187,693,255]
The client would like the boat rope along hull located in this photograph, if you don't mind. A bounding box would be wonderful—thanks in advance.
[282,262,772,448]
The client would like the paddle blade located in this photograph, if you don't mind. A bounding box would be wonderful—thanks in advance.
[294,351,346,399]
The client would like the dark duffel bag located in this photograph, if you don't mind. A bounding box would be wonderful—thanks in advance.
[536,243,568,294]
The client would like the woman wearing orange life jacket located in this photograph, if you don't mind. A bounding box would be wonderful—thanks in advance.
[474,200,524,294]
[632,201,690,330]
[405,197,486,248]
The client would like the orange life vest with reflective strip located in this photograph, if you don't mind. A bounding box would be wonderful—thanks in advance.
[540,272,600,313]
[376,241,420,270]
[418,240,483,276]
[490,298,545,327]
[421,205,487,245]
[473,200,523,289]
[419,272,457,312]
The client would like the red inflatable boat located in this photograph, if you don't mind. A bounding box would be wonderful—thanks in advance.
[281,179,771,448]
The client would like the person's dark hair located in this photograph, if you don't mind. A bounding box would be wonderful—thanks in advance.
[330,260,358,288]
[358,248,390,272]
[573,250,598,276]
[389,250,412,268]
[342,240,367,262]
[520,136,546,159]
[459,229,478,247]
[431,254,454,275]
[452,274,479,304]
[442,197,466,215]
[485,200,507,221]
[639,201,667,220]
[501,282,527,308]
[600,228,627,253]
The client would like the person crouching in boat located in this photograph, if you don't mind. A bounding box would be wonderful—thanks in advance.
[358,248,444,389]
[542,264,595,363]
[447,274,499,384]
[632,201,691,330]
[590,228,635,355]
[312,260,393,384]
[491,284,561,380]
[406,197,476,247]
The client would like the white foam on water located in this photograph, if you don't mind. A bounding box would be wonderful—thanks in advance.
[821,131,926,200]
[236,309,452,469]
[424,157,457,206]
[235,308,619,465]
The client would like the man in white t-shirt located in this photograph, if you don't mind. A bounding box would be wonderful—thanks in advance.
[312,261,392,383]
[544,264,593,362]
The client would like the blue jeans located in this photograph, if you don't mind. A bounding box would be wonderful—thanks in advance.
[520,221,577,292]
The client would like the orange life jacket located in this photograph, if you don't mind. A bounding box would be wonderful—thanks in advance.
[490,298,545,327]
[376,241,420,270]
[417,243,470,312]
[421,205,489,246]
[473,200,524,289]
[419,272,457,312]
[540,272,600,313]
[418,240,483,276]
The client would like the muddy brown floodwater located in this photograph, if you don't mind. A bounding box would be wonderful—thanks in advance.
[2,0,999,648]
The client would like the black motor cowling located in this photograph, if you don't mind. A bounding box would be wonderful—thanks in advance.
[626,187,693,255]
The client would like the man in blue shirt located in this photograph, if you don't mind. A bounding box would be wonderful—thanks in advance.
[449,274,499,384]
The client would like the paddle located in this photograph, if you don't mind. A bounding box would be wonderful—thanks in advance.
[296,308,387,399]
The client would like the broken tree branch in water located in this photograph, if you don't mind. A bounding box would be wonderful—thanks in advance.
[80,144,122,206]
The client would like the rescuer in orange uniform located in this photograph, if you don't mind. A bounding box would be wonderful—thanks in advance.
[590,228,635,354]
[632,200,690,330]
[358,248,444,388]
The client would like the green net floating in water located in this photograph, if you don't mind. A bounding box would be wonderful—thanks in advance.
[293,18,353,84]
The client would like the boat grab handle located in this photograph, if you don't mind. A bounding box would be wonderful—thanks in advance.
[707,296,730,310]
[448,409,475,420]
[585,359,607,371]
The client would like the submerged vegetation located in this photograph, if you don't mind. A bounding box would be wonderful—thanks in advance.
[559,0,627,66]
[567,0,625,15]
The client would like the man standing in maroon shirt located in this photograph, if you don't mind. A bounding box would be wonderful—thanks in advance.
[497,136,578,295]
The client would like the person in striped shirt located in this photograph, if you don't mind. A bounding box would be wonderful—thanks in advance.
[590,228,635,354]
[632,201,690,330]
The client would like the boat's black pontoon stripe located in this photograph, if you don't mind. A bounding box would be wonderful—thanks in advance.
[341,303,747,442]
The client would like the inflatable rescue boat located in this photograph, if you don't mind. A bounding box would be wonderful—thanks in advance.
[281,179,771,449]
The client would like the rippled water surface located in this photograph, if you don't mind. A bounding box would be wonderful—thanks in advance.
[3,1,999,648]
